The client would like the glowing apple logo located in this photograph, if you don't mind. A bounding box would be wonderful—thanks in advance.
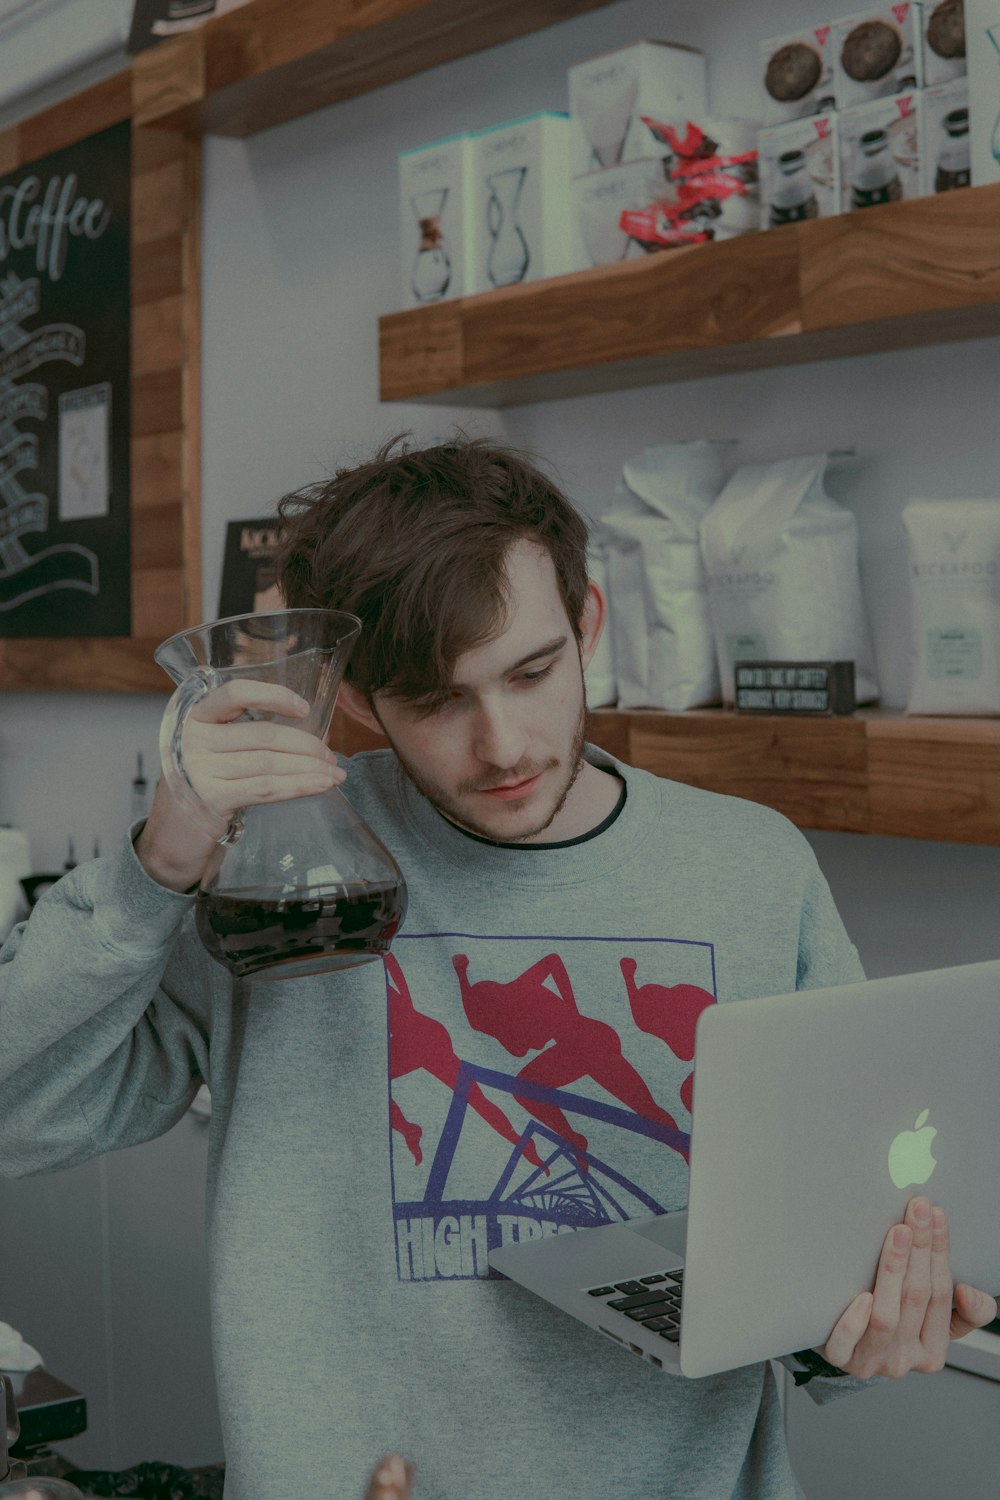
[887,1110,938,1190]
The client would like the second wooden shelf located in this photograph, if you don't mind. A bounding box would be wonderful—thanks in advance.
[327,707,1000,847]
[379,183,1000,406]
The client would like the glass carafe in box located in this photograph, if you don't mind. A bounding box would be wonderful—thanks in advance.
[155,609,407,982]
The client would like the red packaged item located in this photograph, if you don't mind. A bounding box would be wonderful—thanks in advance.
[618,201,711,250]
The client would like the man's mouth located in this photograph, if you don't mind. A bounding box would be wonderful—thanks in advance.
[478,773,542,801]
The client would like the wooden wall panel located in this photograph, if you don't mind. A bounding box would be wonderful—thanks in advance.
[0,80,201,693]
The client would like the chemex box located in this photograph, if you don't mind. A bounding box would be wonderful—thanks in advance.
[760,26,838,122]
[570,157,674,267]
[567,40,707,174]
[468,113,573,293]
[839,91,923,209]
[398,132,474,309]
[965,0,1000,183]
[922,0,966,83]
[922,78,971,191]
[758,114,840,227]
[831,4,924,108]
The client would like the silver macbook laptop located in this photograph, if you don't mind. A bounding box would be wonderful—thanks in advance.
[489,958,1000,1378]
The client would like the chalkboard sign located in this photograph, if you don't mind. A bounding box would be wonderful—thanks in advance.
[0,118,131,638]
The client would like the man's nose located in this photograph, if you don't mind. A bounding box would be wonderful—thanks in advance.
[472,699,529,768]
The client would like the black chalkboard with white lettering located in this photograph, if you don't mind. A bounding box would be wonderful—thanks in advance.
[0,118,130,638]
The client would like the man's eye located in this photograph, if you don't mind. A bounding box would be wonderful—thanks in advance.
[520,663,555,685]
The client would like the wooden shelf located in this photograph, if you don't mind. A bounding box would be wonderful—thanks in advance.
[131,0,619,137]
[379,183,1000,406]
[327,707,1000,847]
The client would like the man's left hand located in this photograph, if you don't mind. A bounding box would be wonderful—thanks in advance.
[822,1195,998,1380]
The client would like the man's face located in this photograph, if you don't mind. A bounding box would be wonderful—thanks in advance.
[370,540,597,844]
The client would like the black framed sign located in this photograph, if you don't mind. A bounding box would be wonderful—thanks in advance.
[0,118,131,638]
[218,519,285,618]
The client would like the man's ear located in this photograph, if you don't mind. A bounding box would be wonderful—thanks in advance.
[578,579,607,672]
[337,680,382,734]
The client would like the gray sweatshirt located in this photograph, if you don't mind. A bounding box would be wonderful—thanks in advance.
[0,748,867,1500]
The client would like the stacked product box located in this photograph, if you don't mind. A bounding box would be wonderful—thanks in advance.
[839,90,923,207]
[758,114,840,225]
[398,133,475,308]
[468,113,574,291]
[833,4,924,107]
[566,41,708,266]
[922,76,971,189]
[761,25,839,121]
[759,1,971,223]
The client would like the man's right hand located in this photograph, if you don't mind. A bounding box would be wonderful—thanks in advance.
[135,680,345,893]
[364,1454,413,1499]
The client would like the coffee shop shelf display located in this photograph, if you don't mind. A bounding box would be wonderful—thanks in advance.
[4,0,1000,848]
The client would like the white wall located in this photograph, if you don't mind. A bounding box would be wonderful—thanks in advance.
[1,0,999,1474]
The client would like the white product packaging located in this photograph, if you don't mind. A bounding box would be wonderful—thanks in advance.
[758,114,840,226]
[600,441,730,711]
[0,825,31,942]
[903,499,1000,714]
[567,41,708,174]
[839,92,923,209]
[468,113,573,293]
[584,543,617,707]
[832,4,924,109]
[398,133,474,309]
[571,157,674,267]
[966,0,1000,183]
[761,26,839,122]
[922,79,971,191]
[922,0,967,83]
[699,453,880,707]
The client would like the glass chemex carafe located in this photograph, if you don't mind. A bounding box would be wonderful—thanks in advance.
[154,608,407,983]
[486,167,530,287]
[410,187,452,302]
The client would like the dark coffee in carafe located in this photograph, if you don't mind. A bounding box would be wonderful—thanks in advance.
[196,880,407,981]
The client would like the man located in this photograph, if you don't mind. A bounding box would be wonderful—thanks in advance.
[0,435,994,1499]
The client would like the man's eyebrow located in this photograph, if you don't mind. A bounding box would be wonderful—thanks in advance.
[505,635,568,673]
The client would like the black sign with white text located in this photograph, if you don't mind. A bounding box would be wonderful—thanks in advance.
[0,119,130,638]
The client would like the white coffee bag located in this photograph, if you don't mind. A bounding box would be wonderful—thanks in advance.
[699,452,879,705]
[600,441,728,709]
[584,541,617,708]
[903,498,1000,714]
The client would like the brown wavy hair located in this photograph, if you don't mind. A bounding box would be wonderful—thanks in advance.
[274,433,590,704]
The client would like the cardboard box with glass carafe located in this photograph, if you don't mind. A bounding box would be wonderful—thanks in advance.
[396,1,996,307]
[397,41,714,302]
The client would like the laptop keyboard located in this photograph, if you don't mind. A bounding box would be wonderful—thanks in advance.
[586,1268,684,1344]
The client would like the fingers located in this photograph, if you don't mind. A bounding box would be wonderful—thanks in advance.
[855,1214,915,1377]
[951,1283,999,1340]
[179,709,345,818]
[896,1198,936,1353]
[917,1204,955,1367]
[823,1290,873,1370]
[190,680,311,725]
[363,1454,413,1500]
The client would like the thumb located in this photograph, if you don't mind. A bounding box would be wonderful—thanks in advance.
[950,1284,998,1339]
